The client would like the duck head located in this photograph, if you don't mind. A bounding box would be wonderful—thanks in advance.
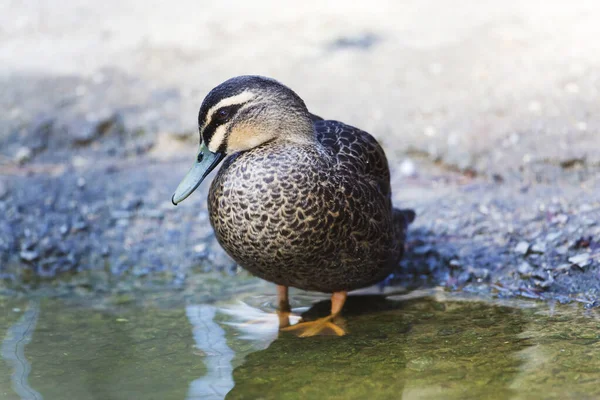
[172,75,314,205]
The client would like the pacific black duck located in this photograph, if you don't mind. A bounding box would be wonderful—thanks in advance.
[172,76,414,336]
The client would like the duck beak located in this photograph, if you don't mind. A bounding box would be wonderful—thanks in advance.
[171,143,225,205]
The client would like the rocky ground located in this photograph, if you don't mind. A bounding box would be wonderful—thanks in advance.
[0,1,599,303]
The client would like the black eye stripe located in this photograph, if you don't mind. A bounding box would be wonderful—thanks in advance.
[202,103,245,144]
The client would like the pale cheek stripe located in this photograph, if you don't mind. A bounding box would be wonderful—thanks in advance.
[208,124,228,152]
[202,90,256,131]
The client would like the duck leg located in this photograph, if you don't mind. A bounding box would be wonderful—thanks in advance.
[277,285,292,328]
[281,291,347,337]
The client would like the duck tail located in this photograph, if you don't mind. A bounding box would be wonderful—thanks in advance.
[393,208,416,228]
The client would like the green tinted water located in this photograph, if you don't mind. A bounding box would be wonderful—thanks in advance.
[1,281,599,400]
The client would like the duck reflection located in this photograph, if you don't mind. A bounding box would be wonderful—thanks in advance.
[1,301,43,400]
[222,294,532,400]
[185,305,235,400]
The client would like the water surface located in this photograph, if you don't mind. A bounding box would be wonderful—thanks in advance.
[1,281,599,400]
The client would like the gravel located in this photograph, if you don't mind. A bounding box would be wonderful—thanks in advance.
[1,0,600,304]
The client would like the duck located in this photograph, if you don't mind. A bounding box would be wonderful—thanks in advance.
[172,76,415,336]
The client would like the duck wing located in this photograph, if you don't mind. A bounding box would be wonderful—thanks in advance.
[313,119,392,200]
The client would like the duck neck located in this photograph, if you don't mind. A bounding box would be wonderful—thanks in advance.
[280,112,317,146]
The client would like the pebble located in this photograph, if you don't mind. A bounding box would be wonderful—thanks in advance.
[400,159,417,177]
[27,116,53,152]
[413,244,434,255]
[517,262,534,277]
[473,268,490,282]
[582,217,596,226]
[72,156,90,168]
[514,241,530,255]
[457,270,473,284]
[555,245,569,255]
[530,242,546,254]
[19,250,39,262]
[569,253,591,268]
[116,219,129,227]
[545,232,562,242]
[15,147,33,164]
[139,209,164,219]
[68,118,101,145]
[552,214,569,225]
[121,197,143,211]
[554,263,573,272]
[111,210,132,219]
[535,273,555,288]
[193,243,207,254]
[0,180,8,199]
[72,220,88,232]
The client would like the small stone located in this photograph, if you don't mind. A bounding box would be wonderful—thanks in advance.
[413,244,434,255]
[584,301,599,310]
[72,220,88,232]
[514,241,530,255]
[59,225,69,235]
[535,273,555,289]
[139,209,164,219]
[554,263,572,272]
[448,259,462,269]
[517,261,534,277]
[193,243,207,254]
[582,218,596,226]
[0,180,8,199]
[473,268,490,282]
[457,270,473,284]
[555,245,569,255]
[28,116,53,152]
[552,214,569,225]
[569,253,591,268]
[111,210,132,219]
[72,156,90,168]
[121,198,143,211]
[20,250,39,262]
[77,177,86,188]
[68,118,99,145]
[116,219,129,227]
[574,236,592,249]
[531,242,546,254]
[400,159,417,177]
[545,232,562,242]
[15,147,33,164]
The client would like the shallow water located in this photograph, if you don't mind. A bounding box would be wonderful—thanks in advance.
[1,280,600,400]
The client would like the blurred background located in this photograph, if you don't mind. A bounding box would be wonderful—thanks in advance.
[0,0,599,298]
[3,0,600,171]
[2,2,600,399]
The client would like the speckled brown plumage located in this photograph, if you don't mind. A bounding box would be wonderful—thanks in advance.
[208,118,413,293]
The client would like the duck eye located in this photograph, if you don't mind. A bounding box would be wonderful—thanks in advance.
[215,107,231,122]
